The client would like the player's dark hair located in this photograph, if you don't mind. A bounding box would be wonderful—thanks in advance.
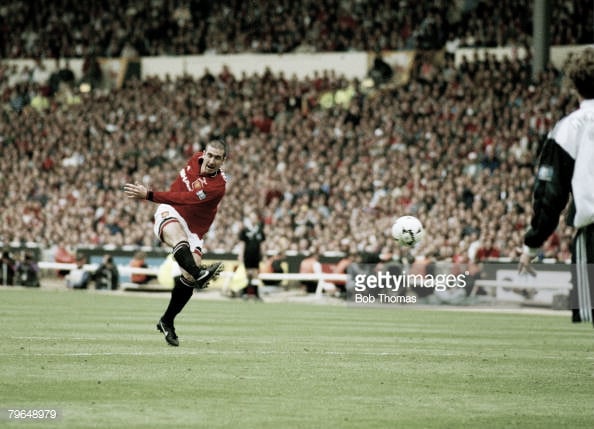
[567,47,594,99]
[206,139,228,158]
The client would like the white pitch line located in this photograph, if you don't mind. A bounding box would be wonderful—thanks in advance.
[2,350,584,359]
[12,336,100,341]
[0,350,402,357]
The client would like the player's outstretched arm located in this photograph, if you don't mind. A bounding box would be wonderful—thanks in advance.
[123,182,222,205]
[123,183,148,200]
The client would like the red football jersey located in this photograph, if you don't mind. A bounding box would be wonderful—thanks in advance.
[151,152,227,238]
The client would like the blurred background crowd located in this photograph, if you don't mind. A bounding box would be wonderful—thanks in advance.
[1,0,592,57]
[0,0,591,270]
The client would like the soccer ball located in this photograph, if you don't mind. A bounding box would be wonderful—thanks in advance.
[391,216,424,247]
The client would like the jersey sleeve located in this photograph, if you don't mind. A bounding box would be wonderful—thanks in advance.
[524,138,574,249]
[148,189,222,205]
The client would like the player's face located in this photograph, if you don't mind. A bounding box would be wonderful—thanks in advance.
[201,145,226,175]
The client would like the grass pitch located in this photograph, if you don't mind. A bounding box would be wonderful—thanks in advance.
[0,288,592,429]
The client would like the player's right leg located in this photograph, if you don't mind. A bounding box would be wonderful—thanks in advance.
[161,225,222,290]
[154,204,203,281]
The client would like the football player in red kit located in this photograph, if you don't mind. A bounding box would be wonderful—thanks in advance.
[124,139,227,346]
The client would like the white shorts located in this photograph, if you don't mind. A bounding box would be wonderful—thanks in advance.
[153,204,204,255]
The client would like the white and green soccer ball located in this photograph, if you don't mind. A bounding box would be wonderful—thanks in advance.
[391,215,424,247]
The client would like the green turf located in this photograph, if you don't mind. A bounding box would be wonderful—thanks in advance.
[0,288,592,429]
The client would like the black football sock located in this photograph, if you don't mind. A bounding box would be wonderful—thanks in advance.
[172,241,202,279]
[246,275,253,295]
[161,276,194,324]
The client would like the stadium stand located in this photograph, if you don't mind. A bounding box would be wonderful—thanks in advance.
[0,0,592,58]
[0,49,581,264]
[0,1,592,298]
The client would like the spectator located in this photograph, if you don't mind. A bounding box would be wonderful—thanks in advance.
[407,255,436,300]
[54,244,77,277]
[260,251,287,288]
[475,237,501,262]
[129,251,155,285]
[368,52,394,86]
[332,252,355,298]
[0,250,17,286]
[66,256,91,289]
[15,252,40,287]
[298,249,320,294]
[298,248,336,295]
[93,255,119,290]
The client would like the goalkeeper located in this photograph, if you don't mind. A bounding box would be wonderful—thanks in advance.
[519,48,594,326]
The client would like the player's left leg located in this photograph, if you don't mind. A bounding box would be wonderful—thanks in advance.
[157,259,201,346]
[570,226,594,326]
[584,225,594,326]
[157,273,196,346]
[155,217,202,345]
[156,258,223,346]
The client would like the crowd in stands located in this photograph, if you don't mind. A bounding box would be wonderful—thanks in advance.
[0,1,590,268]
[0,0,592,58]
[0,49,581,265]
